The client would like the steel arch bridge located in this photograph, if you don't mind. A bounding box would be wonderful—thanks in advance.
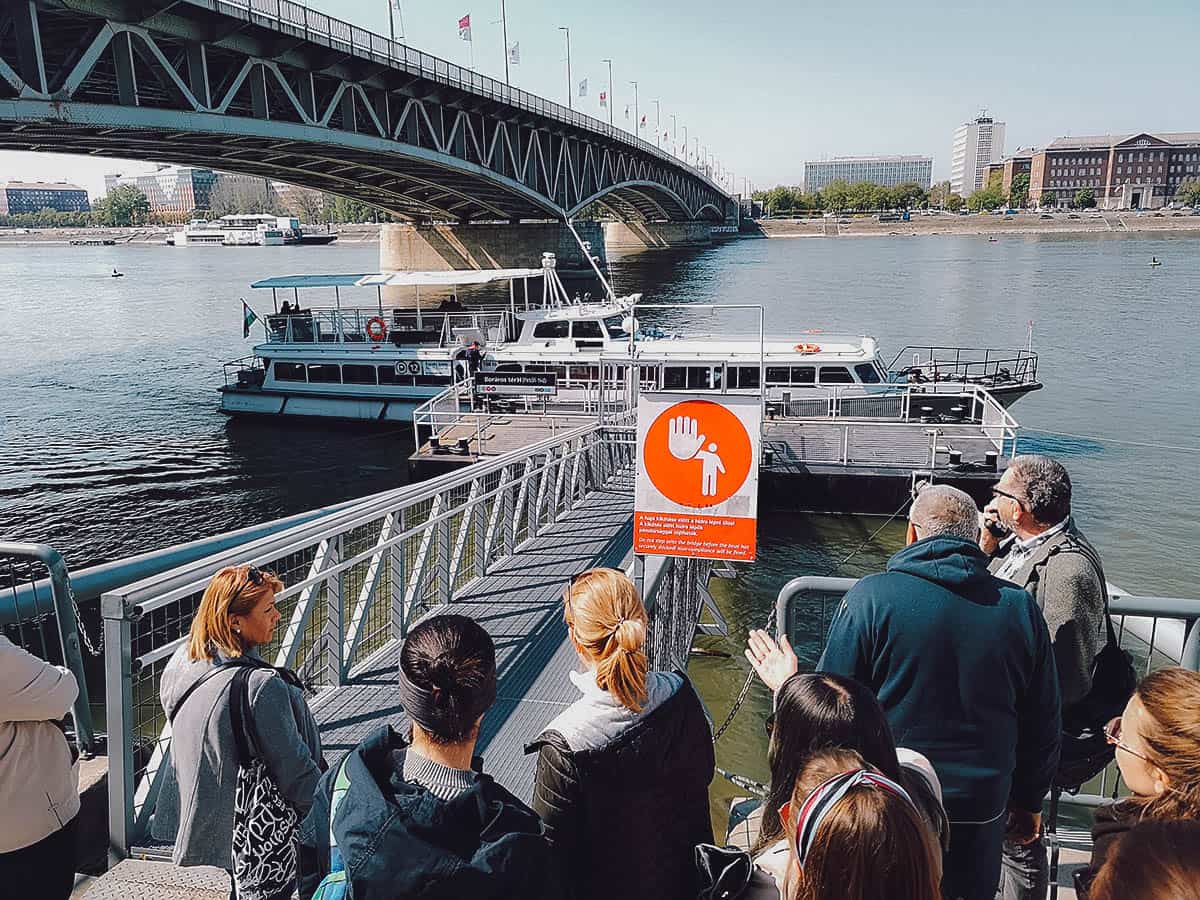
[0,0,734,224]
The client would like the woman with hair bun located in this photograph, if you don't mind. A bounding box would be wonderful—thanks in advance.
[526,567,715,900]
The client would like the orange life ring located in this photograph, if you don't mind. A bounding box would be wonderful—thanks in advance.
[794,342,822,354]
[366,316,388,342]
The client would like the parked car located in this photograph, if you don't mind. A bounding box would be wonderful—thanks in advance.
[1040,213,1053,219]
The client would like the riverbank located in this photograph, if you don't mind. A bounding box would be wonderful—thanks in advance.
[0,223,383,245]
[752,211,1200,238]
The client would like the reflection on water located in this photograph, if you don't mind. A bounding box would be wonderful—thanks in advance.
[4,232,1200,833]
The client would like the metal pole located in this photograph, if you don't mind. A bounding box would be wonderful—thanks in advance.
[602,59,613,125]
[501,0,510,84]
[683,125,688,160]
[559,27,571,109]
[653,99,660,147]
[387,0,395,43]
[631,81,638,139]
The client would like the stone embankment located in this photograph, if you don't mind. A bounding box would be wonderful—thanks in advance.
[751,212,1200,238]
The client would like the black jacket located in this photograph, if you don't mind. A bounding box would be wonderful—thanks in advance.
[819,535,1062,822]
[525,675,715,900]
[297,726,557,900]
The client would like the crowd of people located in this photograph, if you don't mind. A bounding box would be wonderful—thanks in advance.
[3,454,1200,900]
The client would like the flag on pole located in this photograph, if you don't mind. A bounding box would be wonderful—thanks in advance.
[599,90,607,108]
[241,299,259,338]
[578,77,588,98]
[624,104,629,119]
[458,13,471,40]
[639,114,646,129]
[508,41,520,64]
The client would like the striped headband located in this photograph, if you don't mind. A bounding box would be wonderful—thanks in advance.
[793,769,915,869]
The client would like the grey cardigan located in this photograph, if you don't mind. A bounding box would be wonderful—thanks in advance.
[155,645,322,868]
[990,518,1108,707]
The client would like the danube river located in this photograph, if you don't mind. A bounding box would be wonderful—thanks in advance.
[3,231,1198,827]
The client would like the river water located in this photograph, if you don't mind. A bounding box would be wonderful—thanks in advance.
[3,232,1198,829]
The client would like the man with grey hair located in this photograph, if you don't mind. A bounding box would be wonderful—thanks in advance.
[983,455,1108,900]
[820,483,1060,900]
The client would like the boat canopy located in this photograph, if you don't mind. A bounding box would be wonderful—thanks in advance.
[359,268,544,287]
[251,274,373,289]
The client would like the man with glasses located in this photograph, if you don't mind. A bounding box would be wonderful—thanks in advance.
[982,455,1109,900]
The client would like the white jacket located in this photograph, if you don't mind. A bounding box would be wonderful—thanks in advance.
[0,636,80,852]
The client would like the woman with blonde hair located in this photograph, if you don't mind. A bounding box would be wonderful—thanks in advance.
[526,567,714,900]
[159,565,322,899]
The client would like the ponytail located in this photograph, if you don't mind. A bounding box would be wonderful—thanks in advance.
[565,568,650,712]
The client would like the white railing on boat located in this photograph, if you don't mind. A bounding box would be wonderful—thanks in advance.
[260,308,517,348]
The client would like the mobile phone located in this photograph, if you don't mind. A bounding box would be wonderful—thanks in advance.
[985,519,1011,539]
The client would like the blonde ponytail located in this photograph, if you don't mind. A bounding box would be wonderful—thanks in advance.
[564,568,650,712]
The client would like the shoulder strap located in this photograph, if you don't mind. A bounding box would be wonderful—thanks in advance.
[168,660,242,725]
[228,666,257,767]
[327,756,354,874]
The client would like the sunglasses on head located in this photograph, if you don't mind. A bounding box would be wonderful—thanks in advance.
[228,565,265,608]
[1104,716,1153,764]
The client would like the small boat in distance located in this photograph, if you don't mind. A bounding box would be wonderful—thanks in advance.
[1150,256,1162,267]
[111,268,124,278]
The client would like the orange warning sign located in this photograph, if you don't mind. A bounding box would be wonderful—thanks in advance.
[634,393,761,562]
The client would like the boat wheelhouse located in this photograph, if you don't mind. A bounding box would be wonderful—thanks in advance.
[219,253,1041,421]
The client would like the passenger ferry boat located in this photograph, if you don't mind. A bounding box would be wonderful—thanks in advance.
[218,254,1041,422]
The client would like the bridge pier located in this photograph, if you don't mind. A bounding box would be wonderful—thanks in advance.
[602,221,713,251]
[379,221,606,277]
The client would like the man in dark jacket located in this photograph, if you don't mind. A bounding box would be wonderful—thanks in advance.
[819,484,1061,900]
[983,455,1109,900]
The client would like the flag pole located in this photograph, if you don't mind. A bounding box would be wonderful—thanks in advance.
[630,80,638,139]
[500,0,510,84]
[559,26,572,109]
[602,58,613,126]
[387,0,395,43]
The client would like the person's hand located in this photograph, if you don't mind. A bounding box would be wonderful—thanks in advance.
[744,629,798,693]
[1005,808,1041,845]
[979,502,1003,555]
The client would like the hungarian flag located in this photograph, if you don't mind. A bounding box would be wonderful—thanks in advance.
[639,114,646,129]
[508,41,520,64]
[578,77,588,98]
[242,300,259,338]
[599,90,607,107]
[458,13,471,40]
[624,104,629,119]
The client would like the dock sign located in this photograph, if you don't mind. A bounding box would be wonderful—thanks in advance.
[634,393,761,562]
[474,371,558,396]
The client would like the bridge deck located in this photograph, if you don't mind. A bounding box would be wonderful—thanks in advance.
[83,481,634,900]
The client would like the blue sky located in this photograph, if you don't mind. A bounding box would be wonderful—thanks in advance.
[2,0,1197,196]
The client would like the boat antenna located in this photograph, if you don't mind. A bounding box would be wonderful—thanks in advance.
[1027,319,1034,352]
[565,217,616,302]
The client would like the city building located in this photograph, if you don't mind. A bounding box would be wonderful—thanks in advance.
[802,156,933,192]
[1000,150,1034,198]
[0,181,90,215]
[1028,132,1200,210]
[103,166,266,221]
[950,115,1005,198]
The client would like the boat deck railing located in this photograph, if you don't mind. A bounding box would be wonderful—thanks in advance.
[889,345,1040,386]
[260,308,517,349]
[774,575,1200,854]
[100,421,638,858]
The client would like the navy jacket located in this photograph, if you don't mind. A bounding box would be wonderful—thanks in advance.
[297,726,558,900]
[818,535,1061,822]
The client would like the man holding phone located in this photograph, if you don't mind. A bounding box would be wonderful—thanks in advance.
[982,455,1109,900]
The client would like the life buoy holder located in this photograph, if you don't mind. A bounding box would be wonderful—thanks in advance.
[366,316,388,342]
[794,342,822,354]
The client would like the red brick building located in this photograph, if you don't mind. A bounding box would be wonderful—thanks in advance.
[1029,132,1200,209]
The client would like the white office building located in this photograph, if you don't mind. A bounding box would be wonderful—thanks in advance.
[950,115,1005,197]
[803,155,933,192]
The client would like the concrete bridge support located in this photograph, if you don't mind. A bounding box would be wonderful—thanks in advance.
[602,221,713,251]
[379,222,606,276]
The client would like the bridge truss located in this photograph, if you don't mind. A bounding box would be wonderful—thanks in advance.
[0,0,733,223]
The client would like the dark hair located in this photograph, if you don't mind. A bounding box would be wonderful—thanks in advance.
[752,672,902,854]
[398,614,496,744]
[1009,454,1072,525]
[1090,820,1200,900]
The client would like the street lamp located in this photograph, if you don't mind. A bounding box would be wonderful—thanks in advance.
[601,58,614,126]
[629,81,639,138]
[559,27,572,110]
[652,99,660,146]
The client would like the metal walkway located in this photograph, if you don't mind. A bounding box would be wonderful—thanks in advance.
[309,480,634,795]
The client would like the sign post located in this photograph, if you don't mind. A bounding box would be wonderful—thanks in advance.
[473,371,558,396]
[634,392,761,562]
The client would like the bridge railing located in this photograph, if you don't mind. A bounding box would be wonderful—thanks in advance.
[206,0,728,197]
[101,420,637,857]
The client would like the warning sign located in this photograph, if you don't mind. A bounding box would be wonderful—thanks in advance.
[634,393,761,561]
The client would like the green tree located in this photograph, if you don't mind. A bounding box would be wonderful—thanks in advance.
[1008,173,1030,209]
[765,186,794,216]
[801,191,824,212]
[1039,191,1057,209]
[927,180,951,209]
[1175,179,1200,207]
[1074,188,1096,209]
[95,184,151,226]
[967,185,1005,212]
[847,180,882,211]
[821,180,851,212]
[946,193,964,212]
[889,181,927,210]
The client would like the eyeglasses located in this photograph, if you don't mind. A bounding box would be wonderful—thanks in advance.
[991,486,1028,511]
[1104,716,1153,764]
[227,565,265,609]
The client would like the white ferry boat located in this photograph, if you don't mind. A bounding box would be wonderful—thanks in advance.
[218,254,1041,422]
[171,214,286,246]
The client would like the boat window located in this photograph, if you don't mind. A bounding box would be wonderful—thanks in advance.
[737,366,761,389]
[819,366,854,384]
[766,366,790,384]
[551,365,568,381]
[414,374,447,386]
[604,315,630,339]
[855,363,882,384]
[274,362,306,382]
[533,320,570,339]
[307,364,342,384]
[343,364,377,385]
[790,366,816,384]
[572,320,604,339]
[378,366,401,384]
[686,367,712,390]
[569,365,599,382]
[495,363,523,372]
[664,367,687,389]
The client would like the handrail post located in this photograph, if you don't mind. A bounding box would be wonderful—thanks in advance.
[322,535,344,685]
[102,590,135,861]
